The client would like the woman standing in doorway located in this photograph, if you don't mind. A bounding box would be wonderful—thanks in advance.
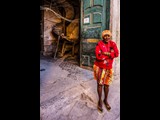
[93,30,119,113]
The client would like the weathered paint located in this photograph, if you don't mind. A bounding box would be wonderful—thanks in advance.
[43,9,62,56]
[80,0,110,68]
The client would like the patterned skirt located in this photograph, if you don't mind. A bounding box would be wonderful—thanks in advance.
[93,64,113,85]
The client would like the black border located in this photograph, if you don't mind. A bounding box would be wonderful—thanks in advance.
[4,0,40,119]
[120,0,160,119]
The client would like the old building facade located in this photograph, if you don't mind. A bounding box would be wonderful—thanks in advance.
[40,0,120,75]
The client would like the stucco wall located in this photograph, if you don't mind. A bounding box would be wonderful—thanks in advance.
[42,1,76,56]
[110,0,120,77]
[43,10,62,56]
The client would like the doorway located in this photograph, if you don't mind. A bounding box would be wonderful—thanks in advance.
[41,0,80,65]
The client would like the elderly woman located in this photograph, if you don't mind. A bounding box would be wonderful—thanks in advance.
[93,30,119,113]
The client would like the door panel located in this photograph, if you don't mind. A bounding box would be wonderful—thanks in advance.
[80,0,110,69]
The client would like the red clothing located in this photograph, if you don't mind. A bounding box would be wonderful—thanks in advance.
[94,40,119,69]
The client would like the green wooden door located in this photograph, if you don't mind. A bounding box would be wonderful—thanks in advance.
[80,0,110,69]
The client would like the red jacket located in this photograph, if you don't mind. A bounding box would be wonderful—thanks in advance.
[94,40,119,69]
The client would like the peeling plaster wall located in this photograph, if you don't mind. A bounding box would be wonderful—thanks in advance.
[43,9,62,56]
[110,0,120,76]
[43,0,75,56]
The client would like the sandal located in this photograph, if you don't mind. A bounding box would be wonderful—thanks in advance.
[103,100,111,111]
[97,101,103,113]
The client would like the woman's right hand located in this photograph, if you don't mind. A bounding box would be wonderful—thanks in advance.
[102,52,110,56]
